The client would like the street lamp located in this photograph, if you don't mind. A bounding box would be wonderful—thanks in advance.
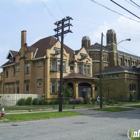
[117,38,131,45]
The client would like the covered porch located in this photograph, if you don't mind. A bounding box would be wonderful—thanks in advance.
[64,73,98,98]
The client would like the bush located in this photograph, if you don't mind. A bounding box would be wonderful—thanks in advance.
[38,99,48,105]
[25,97,32,105]
[32,98,39,105]
[69,97,83,104]
[17,98,25,106]
[84,96,88,104]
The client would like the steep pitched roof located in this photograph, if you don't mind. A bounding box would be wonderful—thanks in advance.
[10,50,18,57]
[94,66,140,75]
[87,43,108,51]
[30,36,58,58]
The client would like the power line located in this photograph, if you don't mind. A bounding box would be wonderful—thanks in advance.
[125,0,140,9]
[91,0,140,23]
[130,0,140,8]
[41,0,57,21]
[74,18,140,33]
[110,0,140,20]
[55,0,66,16]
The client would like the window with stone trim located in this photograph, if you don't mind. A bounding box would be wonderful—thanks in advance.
[37,79,42,88]
[25,63,30,74]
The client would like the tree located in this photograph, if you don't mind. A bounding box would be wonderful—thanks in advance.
[95,75,120,100]
[58,85,73,98]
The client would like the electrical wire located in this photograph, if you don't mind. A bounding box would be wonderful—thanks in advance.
[110,0,140,20]
[91,0,140,23]
[130,0,140,8]
[55,0,67,16]
[41,0,57,21]
[125,0,140,9]
[74,18,140,33]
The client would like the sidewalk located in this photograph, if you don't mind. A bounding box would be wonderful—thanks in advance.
[3,102,139,115]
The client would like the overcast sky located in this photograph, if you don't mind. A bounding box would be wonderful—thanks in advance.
[0,0,140,72]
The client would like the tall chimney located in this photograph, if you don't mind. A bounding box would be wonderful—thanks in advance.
[21,30,26,47]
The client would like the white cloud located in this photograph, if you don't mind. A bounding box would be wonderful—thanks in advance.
[89,15,140,56]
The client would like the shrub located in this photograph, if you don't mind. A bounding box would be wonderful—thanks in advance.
[17,98,25,106]
[32,98,39,105]
[84,96,88,104]
[25,97,32,105]
[38,99,48,105]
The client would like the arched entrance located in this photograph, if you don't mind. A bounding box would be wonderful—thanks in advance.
[67,82,73,89]
[78,83,91,98]
[67,82,74,97]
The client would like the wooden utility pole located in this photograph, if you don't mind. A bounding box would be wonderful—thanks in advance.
[54,16,73,112]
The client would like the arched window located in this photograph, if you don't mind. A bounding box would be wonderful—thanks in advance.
[119,58,122,66]
[127,60,130,67]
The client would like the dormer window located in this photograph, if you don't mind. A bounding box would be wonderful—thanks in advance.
[80,54,87,60]
[9,57,14,62]
[55,49,60,54]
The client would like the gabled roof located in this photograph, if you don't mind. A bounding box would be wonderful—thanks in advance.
[64,72,98,80]
[94,66,140,75]
[30,36,58,58]
[87,43,108,51]
[6,50,18,59]
[29,36,74,59]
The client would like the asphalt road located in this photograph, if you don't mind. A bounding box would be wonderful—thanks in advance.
[0,108,140,140]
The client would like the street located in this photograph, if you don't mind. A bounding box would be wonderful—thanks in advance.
[0,108,140,140]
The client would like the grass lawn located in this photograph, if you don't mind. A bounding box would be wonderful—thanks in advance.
[94,107,133,112]
[132,138,140,140]
[128,105,140,108]
[1,104,95,111]
[1,111,81,122]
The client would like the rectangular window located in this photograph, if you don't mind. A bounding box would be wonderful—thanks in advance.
[55,49,60,54]
[57,60,66,72]
[13,67,15,77]
[84,65,86,74]
[25,63,30,74]
[87,65,90,75]
[51,81,56,94]
[38,61,43,67]
[70,66,74,71]
[51,60,56,71]
[57,60,60,72]
[25,83,29,93]
[5,69,8,77]
[37,79,42,88]
[17,86,19,93]
[78,65,83,74]
[16,64,20,72]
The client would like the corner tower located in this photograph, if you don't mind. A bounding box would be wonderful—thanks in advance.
[82,36,91,49]
[106,29,118,66]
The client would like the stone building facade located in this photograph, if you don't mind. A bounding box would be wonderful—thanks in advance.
[1,30,96,99]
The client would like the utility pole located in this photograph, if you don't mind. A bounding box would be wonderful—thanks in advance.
[54,16,73,112]
[99,33,103,108]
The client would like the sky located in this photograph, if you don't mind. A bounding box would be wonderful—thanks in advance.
[0,0,140,72]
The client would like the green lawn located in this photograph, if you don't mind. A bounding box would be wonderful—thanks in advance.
[1,111,81,122]
[132,137,140,140]
[94,107,133,112]
[1,104,95,111]
[128,105,140,108]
